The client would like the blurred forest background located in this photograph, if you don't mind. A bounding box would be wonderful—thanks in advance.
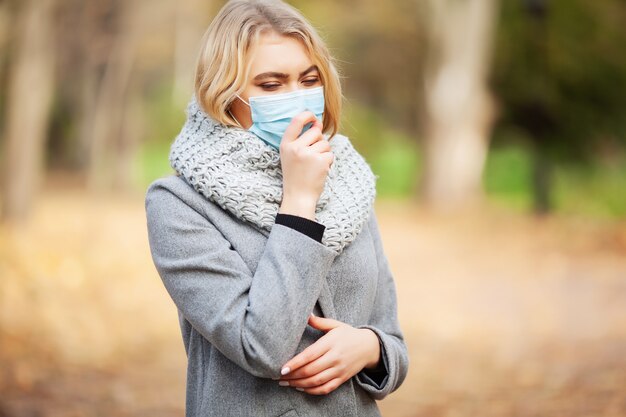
[1,0,625,416]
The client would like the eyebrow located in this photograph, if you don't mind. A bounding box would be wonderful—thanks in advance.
[253,65,319,81]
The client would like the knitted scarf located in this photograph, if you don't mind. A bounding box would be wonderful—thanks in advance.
[169,95,378,255]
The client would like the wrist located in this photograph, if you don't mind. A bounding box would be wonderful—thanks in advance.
[361,328,382,369]
[279,193,317,220]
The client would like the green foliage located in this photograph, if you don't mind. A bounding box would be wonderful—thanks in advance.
[492,0,626,160]
[135,84,183,188]
[483,143,534,211]
[340,101,421,197]
[482,142,626,218]
[369,140,421,198]
[137,139,174,189]
[553,157,626,219]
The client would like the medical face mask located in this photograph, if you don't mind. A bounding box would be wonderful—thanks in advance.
[233,86,325,150]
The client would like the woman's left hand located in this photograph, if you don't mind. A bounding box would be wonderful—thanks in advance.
[276,313,381,395]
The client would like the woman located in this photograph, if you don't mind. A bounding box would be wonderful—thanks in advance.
[145,0,409,416]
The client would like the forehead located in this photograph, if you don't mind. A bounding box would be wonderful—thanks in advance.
[248,31,313,75]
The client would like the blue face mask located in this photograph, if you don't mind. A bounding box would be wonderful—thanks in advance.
[232,86,325,150]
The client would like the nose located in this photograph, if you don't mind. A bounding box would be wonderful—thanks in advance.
[285,81,304,93]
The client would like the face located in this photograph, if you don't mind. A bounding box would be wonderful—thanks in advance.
[229,31,323,129]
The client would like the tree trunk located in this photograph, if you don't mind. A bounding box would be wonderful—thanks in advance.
[420,0,499,211]
[86,0,141,193]
[0,0,55,222]
[172,0,212,106]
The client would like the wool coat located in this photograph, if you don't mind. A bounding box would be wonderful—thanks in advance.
[145,173,410,417]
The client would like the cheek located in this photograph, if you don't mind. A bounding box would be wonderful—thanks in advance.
[230,100,252,127]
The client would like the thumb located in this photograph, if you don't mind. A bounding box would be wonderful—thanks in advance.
[308,313,343,332]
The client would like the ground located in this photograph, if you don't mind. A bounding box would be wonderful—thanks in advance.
[1,184,625,417]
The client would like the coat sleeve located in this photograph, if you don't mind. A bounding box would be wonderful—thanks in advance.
[353,208,410,400]
[144,181,338,379]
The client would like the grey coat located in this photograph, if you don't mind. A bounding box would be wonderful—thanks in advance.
[145,174,409,417]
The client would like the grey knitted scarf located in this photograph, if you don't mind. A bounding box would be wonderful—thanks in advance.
[169,95,378,254]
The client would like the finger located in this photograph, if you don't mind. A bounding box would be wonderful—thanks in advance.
[282,111,317,144]
[286,365,339,389]
[307,314,344,332]
[320,151,334,167]
[302,117,322,131]
[309,118,323,133]
[295,122,324,147]
[299,377,344,396]
[280,339,331,376]
[308,136,331,153]
[280,349,336,380]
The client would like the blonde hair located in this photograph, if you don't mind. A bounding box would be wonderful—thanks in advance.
[194,0,343,138]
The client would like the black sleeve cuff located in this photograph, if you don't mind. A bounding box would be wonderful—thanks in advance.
[274,213,325,243]
[360,337,388,385]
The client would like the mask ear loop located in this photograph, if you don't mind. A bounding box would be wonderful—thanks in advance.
[228,95,249,129]
[236,94,250,107]
[228,108,243,129]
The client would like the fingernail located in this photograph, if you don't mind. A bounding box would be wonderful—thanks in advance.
[278,381,290,387]
[310,312,315,317]
[281,367,290,375]
[296,387,305,391]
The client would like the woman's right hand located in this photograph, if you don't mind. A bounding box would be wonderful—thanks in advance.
[278,111,334,221]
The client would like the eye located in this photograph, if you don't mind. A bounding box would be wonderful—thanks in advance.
[302,77,320,85]
[260,83,280,90]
